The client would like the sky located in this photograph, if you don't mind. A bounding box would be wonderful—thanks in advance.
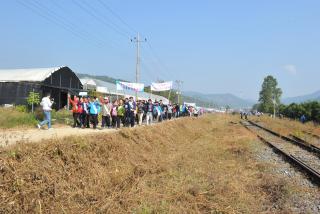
[1,0,320,101]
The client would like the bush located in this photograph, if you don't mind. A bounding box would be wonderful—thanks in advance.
[15,105,28,113]
[52,109,73,125]
[279,101,320,123]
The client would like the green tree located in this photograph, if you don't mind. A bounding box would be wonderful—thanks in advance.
[258,75,282,114]
[27,91,40,113]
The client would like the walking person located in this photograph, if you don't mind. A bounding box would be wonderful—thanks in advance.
[175,104,180,118]
[37,93,54,130]
[128,97,136,127]
[111,100,118,128]
[124,98,131,127]
[117,99,125,129]
[82,97,90,128]
[89,97,100,129]
[145,99,154,125]
[100,97,112,129]
[167,103,173,120]
[68,95,81,128]
[137,100,145,125]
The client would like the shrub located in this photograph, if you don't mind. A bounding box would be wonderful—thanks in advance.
[15,105,28,113]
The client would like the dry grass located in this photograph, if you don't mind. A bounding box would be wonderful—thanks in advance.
[252,116,320,146]
[0,114,298,213]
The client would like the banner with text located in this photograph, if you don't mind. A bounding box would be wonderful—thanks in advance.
[116,81,144,92]
[150,81,173,91]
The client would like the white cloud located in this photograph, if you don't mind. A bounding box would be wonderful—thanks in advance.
[283,64,297,75]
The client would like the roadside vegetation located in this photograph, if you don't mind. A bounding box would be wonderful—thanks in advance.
[278,101,320,123]
[1,114,316,213]
[0,106,72,129]
[252,115,320,138]
[253,75,320,124]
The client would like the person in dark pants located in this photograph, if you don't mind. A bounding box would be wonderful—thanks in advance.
[129,96,136,127]
[82,97,90,128]
[100,97,112,129]
[88,97,100,129]
[124,98,131,127]
[111,100,118,128]
[167,103,173,120]
[69,95,81,128]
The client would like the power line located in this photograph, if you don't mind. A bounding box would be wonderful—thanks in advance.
[96,0,137,35]
[72,0,131,39]
[141,45,171,81]
[17,0,112,49]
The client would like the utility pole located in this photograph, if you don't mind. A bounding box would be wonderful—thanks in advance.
[131,33,146,99]
[175,80,183,105]
[273,96,276,118]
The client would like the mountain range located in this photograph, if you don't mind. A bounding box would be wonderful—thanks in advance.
[183,91,254,109]
[282,90,320,104]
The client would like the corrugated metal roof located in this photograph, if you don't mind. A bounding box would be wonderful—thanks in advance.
[0,66,65,82]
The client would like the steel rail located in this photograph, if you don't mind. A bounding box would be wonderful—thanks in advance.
[248,120,320,157]
[241,121,320,185]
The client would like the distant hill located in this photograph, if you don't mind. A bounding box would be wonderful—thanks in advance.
[282,90,320,104]
[183,91,254,108]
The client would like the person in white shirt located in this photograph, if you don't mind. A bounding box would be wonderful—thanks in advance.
[37,93,53,130]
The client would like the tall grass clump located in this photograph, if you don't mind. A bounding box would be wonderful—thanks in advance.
[0,107,37,129]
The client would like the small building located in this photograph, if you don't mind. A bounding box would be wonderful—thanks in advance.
[0,66,83,110]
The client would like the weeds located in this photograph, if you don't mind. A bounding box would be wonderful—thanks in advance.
[0,107,73,129]
[0,115,310,213]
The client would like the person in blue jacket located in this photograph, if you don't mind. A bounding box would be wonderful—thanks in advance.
[89,97,101,129]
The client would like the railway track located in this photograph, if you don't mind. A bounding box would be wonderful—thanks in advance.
[241,120,320,185]
[248,120,320,158]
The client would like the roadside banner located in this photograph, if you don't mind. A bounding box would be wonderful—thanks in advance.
[96,86,108,94]
[150,81,173,91]
[184,102,196,107]
[116,81,144,92]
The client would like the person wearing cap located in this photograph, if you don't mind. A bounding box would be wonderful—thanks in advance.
[100,96,112,129]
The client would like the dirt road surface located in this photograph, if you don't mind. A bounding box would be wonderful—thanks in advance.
[0,126,116,147]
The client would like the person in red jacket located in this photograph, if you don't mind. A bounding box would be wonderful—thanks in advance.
[68,95,81,128]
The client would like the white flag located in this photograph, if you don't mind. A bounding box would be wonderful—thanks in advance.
[116,81,144,92]
[150,81,173,91]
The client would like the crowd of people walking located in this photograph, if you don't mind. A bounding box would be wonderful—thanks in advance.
[37,93,203,130]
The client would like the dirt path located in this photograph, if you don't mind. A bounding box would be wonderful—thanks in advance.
[0,126,117,147]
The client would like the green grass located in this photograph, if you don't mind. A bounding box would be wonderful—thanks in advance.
[0,107,38,129]
[0,107,73,129]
